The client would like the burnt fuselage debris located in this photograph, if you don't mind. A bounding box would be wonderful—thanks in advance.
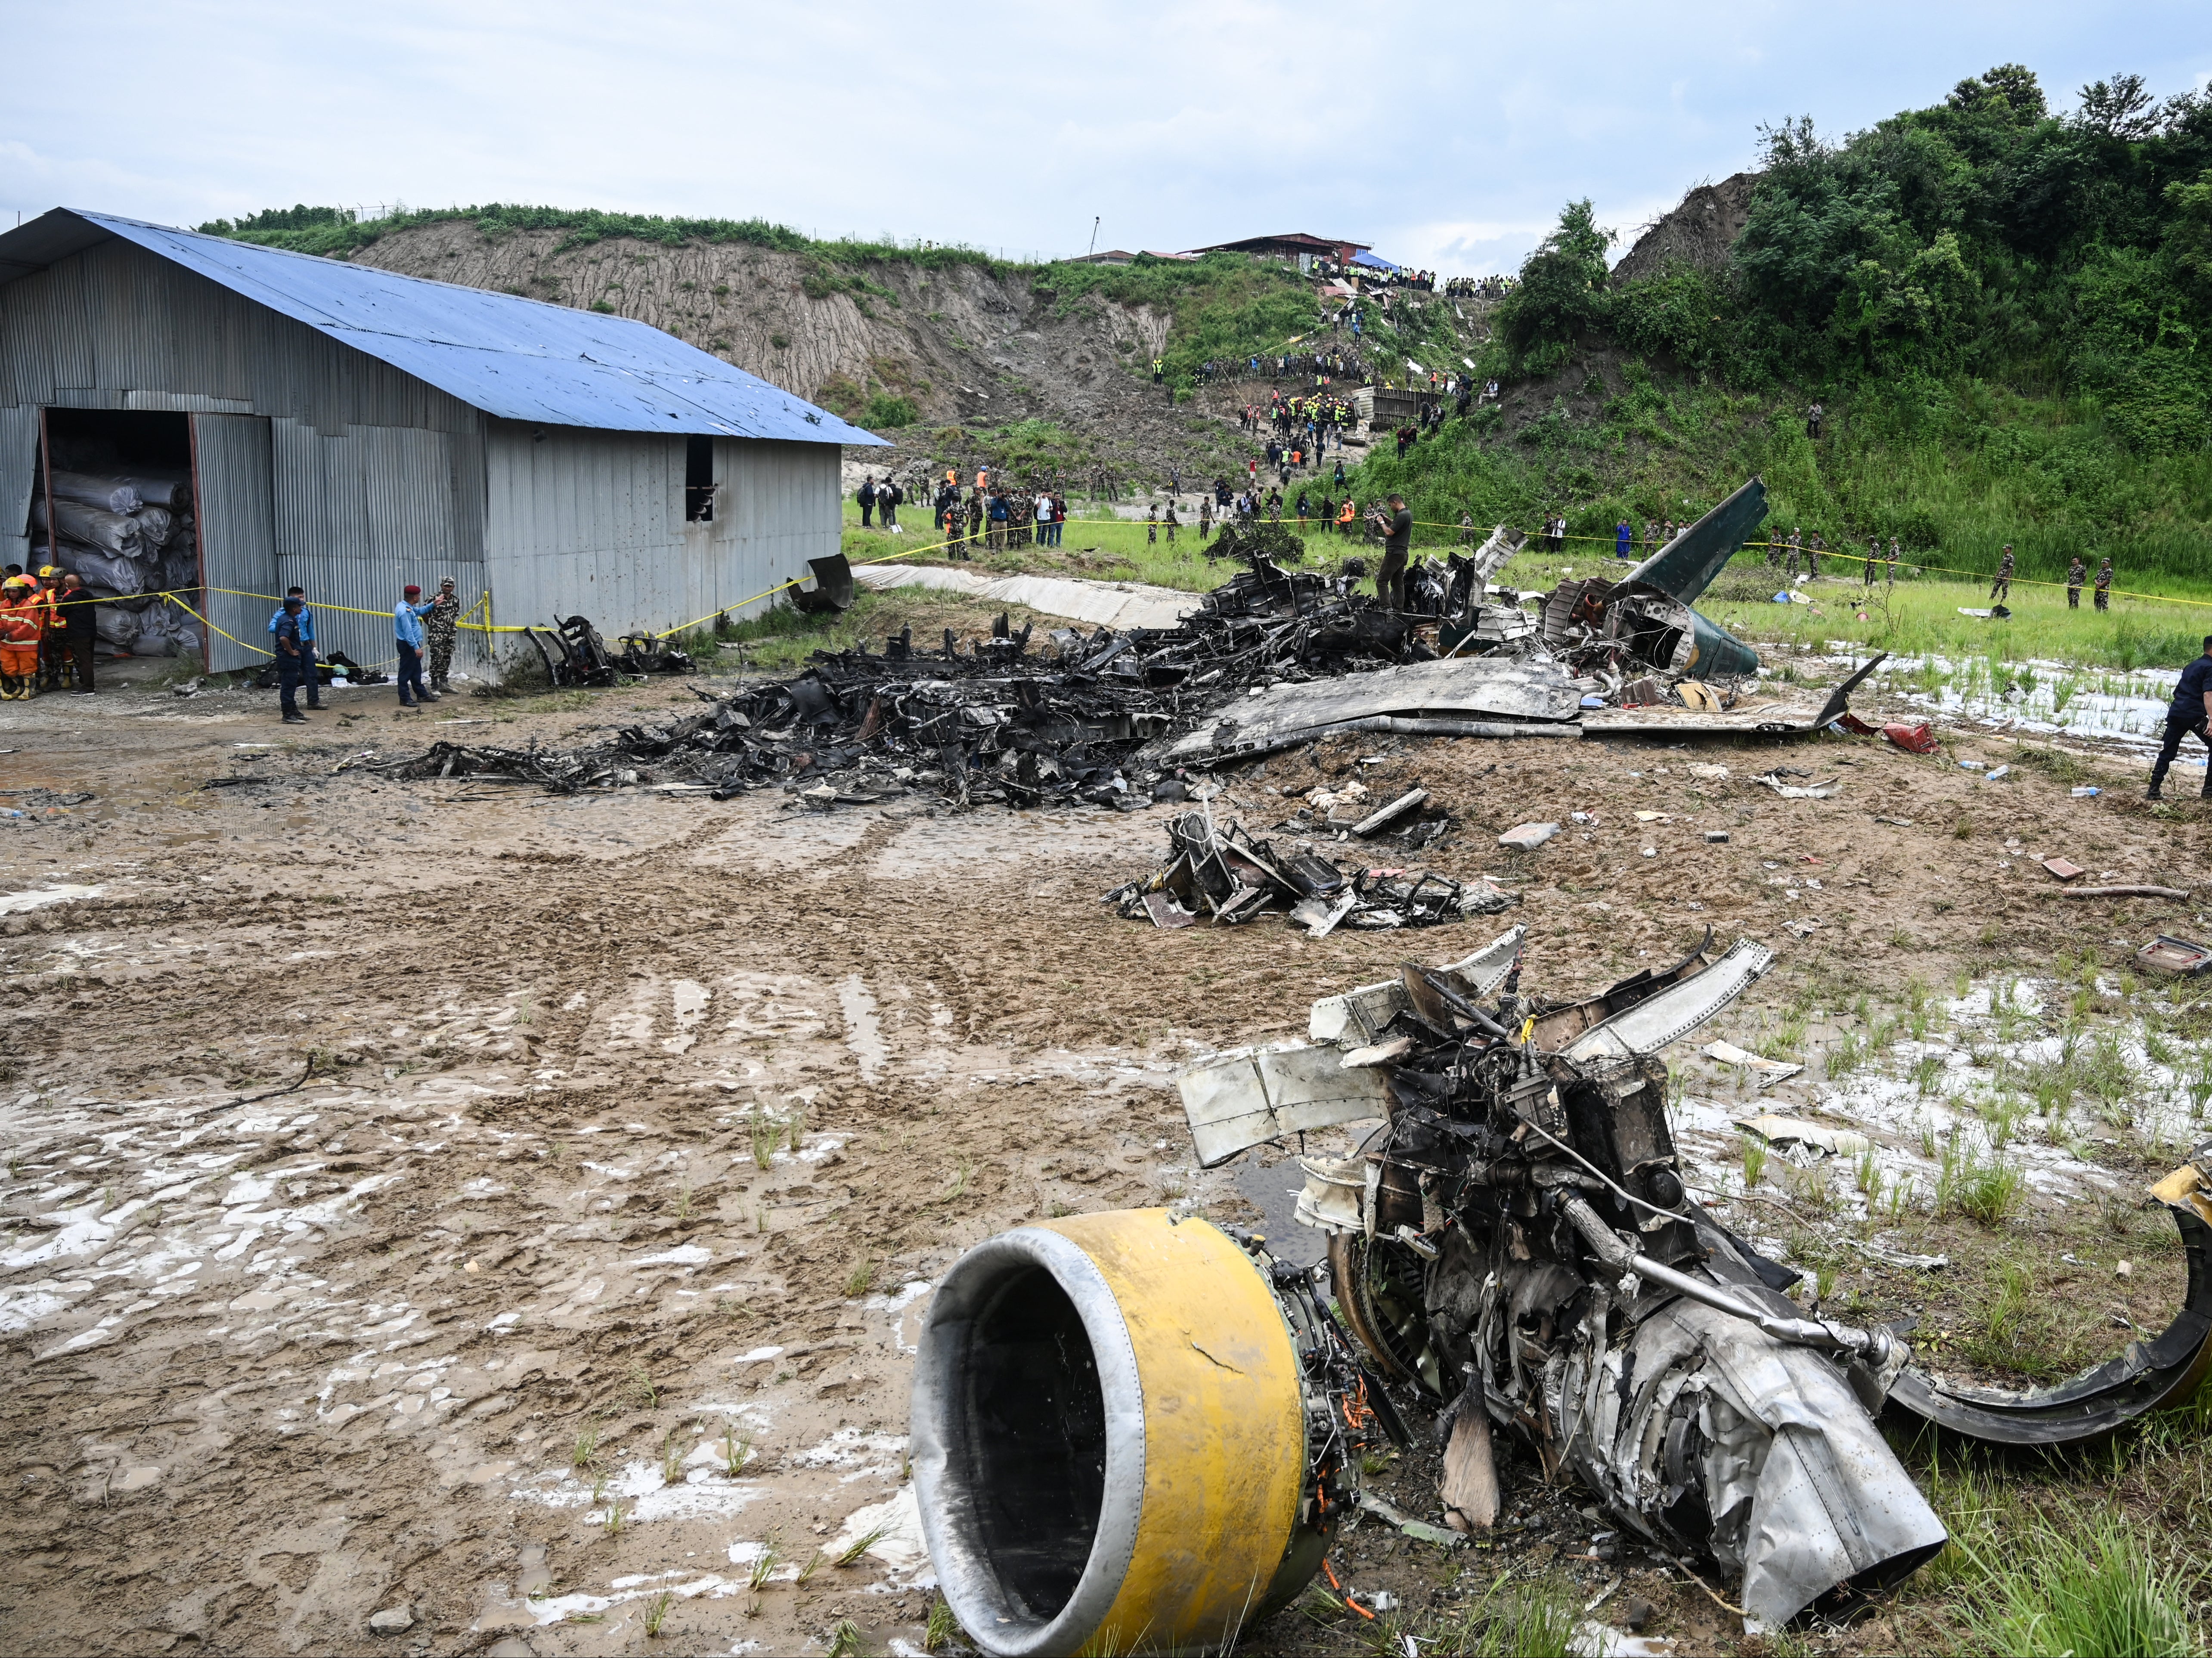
[379,484,1891,805]
[521,615,623,688]
[384,557,1569,807]
[1105,808,1517,933]
[1540,477,1770,697]
[1168,930,2212,1628]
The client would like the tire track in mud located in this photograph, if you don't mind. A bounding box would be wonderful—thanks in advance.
[0,782,1210,1655]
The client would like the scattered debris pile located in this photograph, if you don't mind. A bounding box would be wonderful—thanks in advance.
[1104,807,1516,932]
[1208,518,1308,565]
[383,558,1498,805]
[251,649,387,688]
[911,929,2212,1642]
[1536,477,1769,693]
[517,616,695,687]
[1171,928,2212,1626]
[375,480,1900,805]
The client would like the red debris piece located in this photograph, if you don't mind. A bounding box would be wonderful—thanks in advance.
[1883,721,1939,755]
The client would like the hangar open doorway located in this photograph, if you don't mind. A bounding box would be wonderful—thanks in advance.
[9,406,255,667]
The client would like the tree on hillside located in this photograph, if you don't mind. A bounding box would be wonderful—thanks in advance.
[1494,201,1614,373]
[1947,64,2047,122]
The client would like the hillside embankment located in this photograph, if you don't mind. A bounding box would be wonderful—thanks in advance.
[352,221,1170,429]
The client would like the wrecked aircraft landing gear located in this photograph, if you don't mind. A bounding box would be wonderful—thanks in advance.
[914,936,2212,1653]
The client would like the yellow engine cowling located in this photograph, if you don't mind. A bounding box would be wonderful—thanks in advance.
[910,1210,1327,1657]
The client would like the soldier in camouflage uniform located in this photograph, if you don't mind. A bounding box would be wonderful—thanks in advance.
[426,577,461,693]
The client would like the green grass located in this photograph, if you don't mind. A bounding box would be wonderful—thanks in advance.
[200,201,1025,276]
[1419,1572,1578,1658]
[1354,357,2212,593]
[1952,1511,2200,1657]
[838,496,1362,595]
[1935,1134,2026,1225]
[1039,254,1332,395]
[923,1597,962,1653]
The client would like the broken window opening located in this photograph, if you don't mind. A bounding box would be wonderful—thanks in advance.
[684,435,716,523]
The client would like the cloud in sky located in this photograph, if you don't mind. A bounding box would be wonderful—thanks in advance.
[3,1,2206,276]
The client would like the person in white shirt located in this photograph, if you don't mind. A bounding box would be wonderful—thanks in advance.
[1035,492,1055,548]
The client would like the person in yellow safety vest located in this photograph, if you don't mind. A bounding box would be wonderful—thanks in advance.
[0,577,43,699]
[32,566,66,691]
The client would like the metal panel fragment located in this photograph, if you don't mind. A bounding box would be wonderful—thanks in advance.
[1179,1046,1389,1168]
[1163,658,1580,764]
[1559,939,1776,1063]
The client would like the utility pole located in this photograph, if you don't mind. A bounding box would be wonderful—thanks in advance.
[1087,216,1100,257]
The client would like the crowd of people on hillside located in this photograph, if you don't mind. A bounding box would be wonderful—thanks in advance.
[1239,390,1359,446]
[1198,350,1366,384]
[925,474,1071,556]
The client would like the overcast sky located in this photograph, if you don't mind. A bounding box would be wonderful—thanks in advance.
[4,2,2208,277]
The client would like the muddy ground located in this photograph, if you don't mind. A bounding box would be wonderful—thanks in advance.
[0,645,2204,1656]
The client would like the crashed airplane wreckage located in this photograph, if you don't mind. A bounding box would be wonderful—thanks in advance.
[1104,808,1516,932]
[912,930,2212,1654]
[380,480,1875,806]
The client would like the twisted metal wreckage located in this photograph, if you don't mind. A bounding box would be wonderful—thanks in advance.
[910,930,2212,1655]
[374,479,1882,803]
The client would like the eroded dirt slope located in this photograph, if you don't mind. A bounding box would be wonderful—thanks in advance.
[351,224,1169,430]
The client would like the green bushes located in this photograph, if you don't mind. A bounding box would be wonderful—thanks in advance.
[1042,254,1327,395]
[1358,62,2212,586]
[861,394,918,430]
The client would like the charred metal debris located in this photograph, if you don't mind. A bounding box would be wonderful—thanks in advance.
[1179,929,2212,1627]
[517,615,697,688]
[377,558,1529,806]
[1105,801,1516,933]
[375,478,1883,803]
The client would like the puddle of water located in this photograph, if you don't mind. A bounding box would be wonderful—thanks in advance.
[830,1486,931,1583]
[1675,971,2208,1236]
[1841,651,2190,753]
[1234,1155,1327,1268]
[840,976,887,1081]
[0,883,103,915]
[663,979,712,1053]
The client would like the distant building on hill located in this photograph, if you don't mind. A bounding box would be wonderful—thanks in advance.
[1185,232,1373,270]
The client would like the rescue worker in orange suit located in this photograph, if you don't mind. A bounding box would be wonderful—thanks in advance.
[0,577,43,699]
[33,567,67,691]
[57,573,96,694]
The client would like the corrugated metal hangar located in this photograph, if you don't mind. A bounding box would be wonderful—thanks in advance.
[0,208,884,673]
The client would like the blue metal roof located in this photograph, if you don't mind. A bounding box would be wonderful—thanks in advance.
[1350,250,1401,272]
[20,210,888,446]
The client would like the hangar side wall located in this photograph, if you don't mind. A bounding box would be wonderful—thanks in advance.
[482,423,839,644]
